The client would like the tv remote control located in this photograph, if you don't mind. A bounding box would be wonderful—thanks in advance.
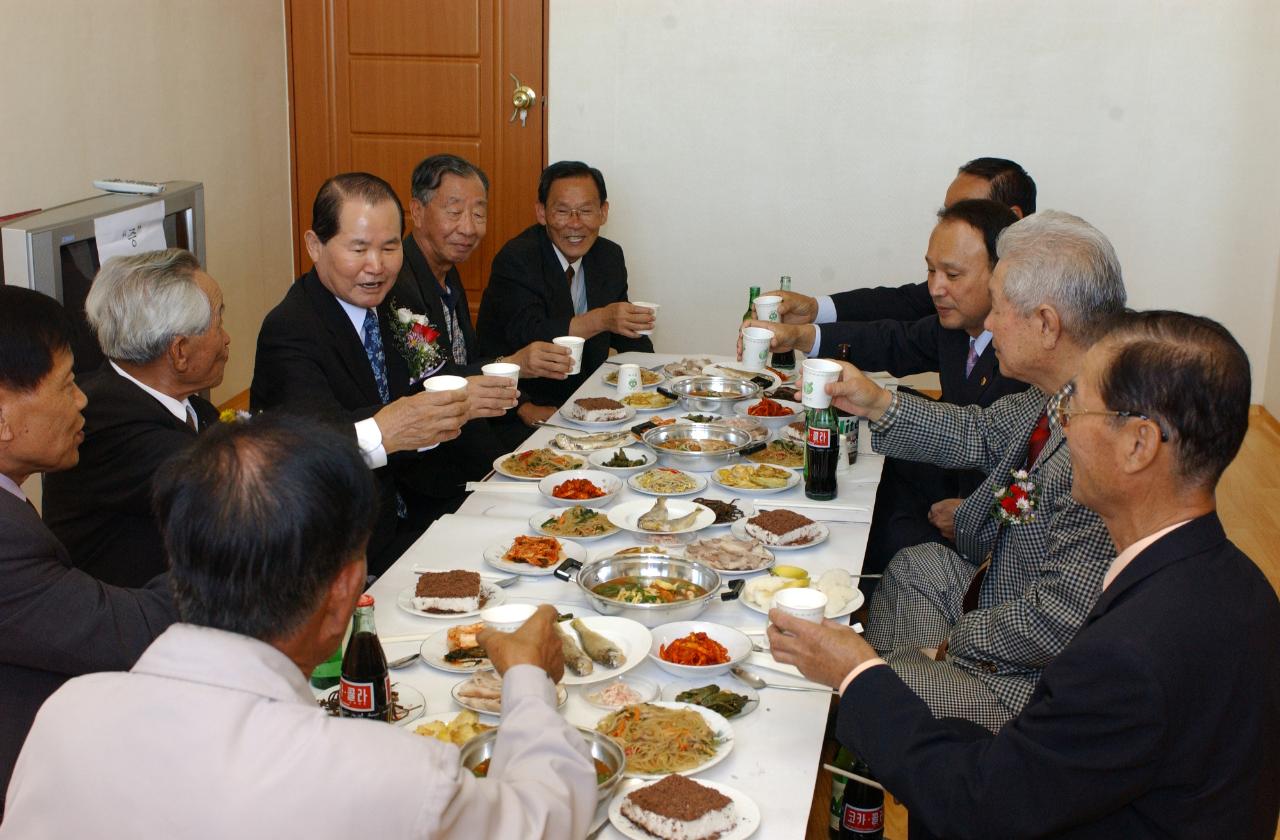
[92,179,166,195]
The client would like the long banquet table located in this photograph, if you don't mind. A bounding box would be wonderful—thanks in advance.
[363,353,887,839]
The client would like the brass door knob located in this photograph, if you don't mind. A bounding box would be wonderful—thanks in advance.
[510,73,536,125]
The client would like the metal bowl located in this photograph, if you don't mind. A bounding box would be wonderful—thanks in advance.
[458,725,626,805]
[575,553,723,628]
[666,375,761,413]
[643,423,762,471]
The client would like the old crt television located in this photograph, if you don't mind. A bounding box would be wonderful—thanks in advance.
[1,180,205,373]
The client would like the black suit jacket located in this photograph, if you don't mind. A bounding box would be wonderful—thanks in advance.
[817,315,1026,497]
[476,224,652,406]
[831,280,934,323]
[0,490,175,815]
[251,269,423,573]
[392,235,484,376]
[42,365,219,587]
[841,513,1280,839]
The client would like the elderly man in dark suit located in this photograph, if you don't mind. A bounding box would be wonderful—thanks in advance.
[771,310,1280,839]
[808,211,1126,730]
[42,249,227,587]
[0,287,176,818]
[252,172,518,575]
[476,160,654,426]
[746,200,1028,590]
[393,154,572,451]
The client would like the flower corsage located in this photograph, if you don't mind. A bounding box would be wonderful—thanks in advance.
[389,300,446,382]
[991,469,1039,525]
[218,409,251,423]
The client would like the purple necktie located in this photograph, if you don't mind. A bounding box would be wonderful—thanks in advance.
[965,339,979,378]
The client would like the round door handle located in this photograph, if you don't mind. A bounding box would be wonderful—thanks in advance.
[510,73,537,111]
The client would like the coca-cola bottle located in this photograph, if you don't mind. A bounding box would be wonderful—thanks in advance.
[805,402,838,501]
[837,754,884,839]
[338,594,392,721]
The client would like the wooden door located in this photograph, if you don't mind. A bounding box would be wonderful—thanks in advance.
[286,0,546,317]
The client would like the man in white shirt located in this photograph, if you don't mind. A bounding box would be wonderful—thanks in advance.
[2,413,596,838]
[43,248,230,586]
[768,310,1280,838]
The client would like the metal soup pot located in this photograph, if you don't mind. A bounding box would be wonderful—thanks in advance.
[642,423,765,470]
[663,375,761,413]
[571,553,723,628]
[459,726,626,805]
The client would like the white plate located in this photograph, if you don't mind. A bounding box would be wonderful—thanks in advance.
[581,674,662,711]
[607,499,716,536]
[609,777,761,840]
[397,581,505,619]
[661,358,714,379]
[537,469,623,508]
[419,625,490,673]
[483,537,586,577]
[730,518,830,551]
[558,616,654,686]
[620,393,678,412]
[627,467,708,497]
[451,676,568,717]
[660,679,760,719]
[602,367,664,388]
[710,465,802,495]
[557,406,638,428]
[593,701,734,779]
[704,363,782,391]
[529,506,621,541]
[401,710,497,749]
[492,449,586,481]
[682,534,774,577]
[587,447,656,475]
[739,580,865,620]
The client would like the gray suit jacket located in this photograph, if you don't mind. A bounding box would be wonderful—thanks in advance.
[872,388,1115,712]
[0,490,176,814]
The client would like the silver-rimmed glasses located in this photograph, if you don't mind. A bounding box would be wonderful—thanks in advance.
[1049,380,1169,441]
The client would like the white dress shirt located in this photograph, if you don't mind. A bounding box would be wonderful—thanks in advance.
[2,624,596,839]
[0,473,26,503]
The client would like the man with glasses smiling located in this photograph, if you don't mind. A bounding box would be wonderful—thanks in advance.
[767,310,1279,838]
[805,210,1125,731]
[477,161,654,424]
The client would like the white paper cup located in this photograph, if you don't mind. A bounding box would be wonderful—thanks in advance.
[481,603,537,634]
[773,587,828,623]
[423,374,468,393]
[632,301,660,336]
[616,363,643,397]
[801,358,842,409]
[740,326,774,372]
[753,295,782,323]
[553,336,585,375]
[481,361,520,383]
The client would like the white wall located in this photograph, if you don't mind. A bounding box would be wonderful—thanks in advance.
[0,0,293,407]
[548,0,1280,404]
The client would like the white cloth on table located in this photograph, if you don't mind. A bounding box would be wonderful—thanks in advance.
[1,623,596,839]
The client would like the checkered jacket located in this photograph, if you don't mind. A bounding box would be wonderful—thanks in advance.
[872,387,1115,712]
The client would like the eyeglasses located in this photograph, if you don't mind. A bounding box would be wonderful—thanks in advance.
[548,206,602,224]
[1049,381,1169,441]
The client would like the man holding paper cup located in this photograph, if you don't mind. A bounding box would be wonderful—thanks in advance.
[477,161,654,426]
[253,173,517,574]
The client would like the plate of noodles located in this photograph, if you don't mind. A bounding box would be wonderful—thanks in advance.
[593,701,734,779]
[627,467,707,497]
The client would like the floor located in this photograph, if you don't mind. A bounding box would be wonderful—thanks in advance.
[804,408,1280,840]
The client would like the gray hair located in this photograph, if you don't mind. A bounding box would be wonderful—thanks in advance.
[86,249,211,364]
[411,154,489,205]
[995,210,1126,342]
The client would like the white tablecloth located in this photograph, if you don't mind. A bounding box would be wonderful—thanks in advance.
[364,353,886,839]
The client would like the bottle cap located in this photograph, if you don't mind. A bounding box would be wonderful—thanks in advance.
[357,594,375,608]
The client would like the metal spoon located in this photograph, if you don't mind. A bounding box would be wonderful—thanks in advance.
[387,653,419,669]
[730,665,838,695]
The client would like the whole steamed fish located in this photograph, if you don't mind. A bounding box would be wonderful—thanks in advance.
[552,430,634,452]
[555,622,594,676]
[571,618,626,668]
[637,497,702,533]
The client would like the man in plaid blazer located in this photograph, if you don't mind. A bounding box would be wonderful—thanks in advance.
[825,210,1127,730]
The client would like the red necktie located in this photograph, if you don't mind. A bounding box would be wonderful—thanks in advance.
[1025,410,1051,469]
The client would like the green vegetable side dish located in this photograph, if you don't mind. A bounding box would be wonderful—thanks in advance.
[675,684,750,718]
[603,448,646,468]
[682,414,720,423]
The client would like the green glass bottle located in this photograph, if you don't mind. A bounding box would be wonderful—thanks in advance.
[772,275,796,371]
[742,286,761,322]
[310,644,343,690]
